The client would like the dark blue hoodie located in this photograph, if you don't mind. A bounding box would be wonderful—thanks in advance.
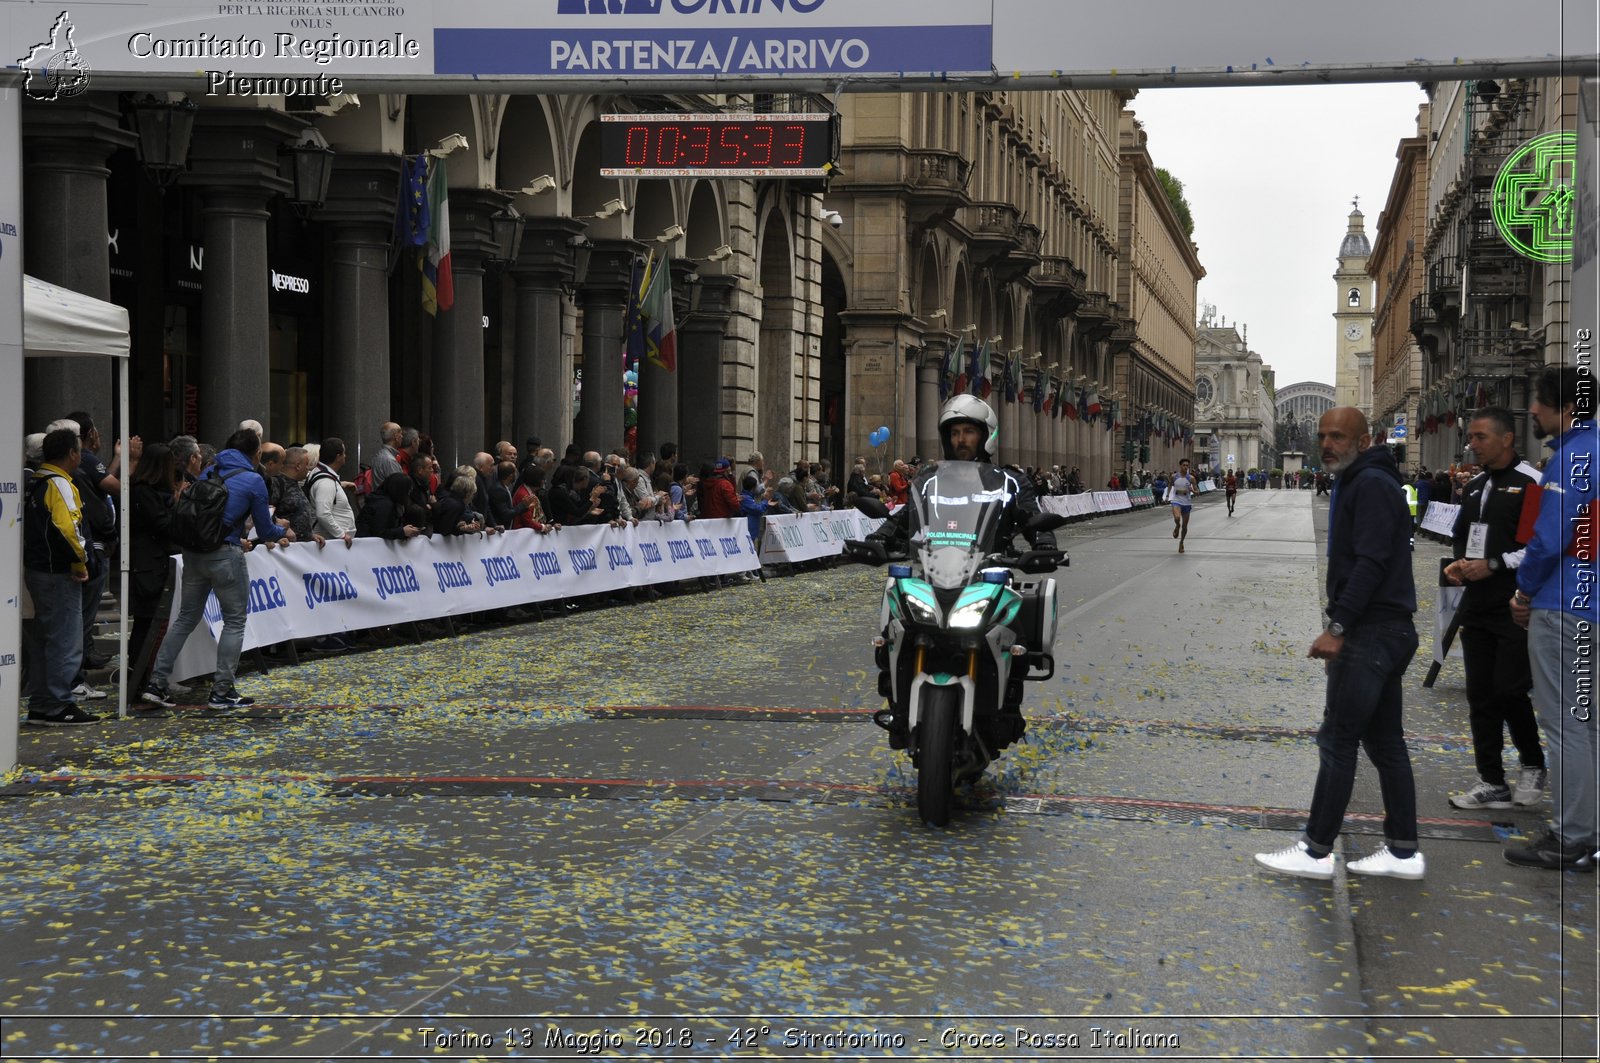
[210,448,286,547]
[1326,444,1416,630]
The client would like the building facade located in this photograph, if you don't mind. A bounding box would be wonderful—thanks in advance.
[1193,312,1276,475]
[1114,110,1206,483]
[1411,76,1579,471]
[830,88,1203,485]
[21,90,832,472]
[21,85,1204,484]
[1333,204,1375,414]
[1367,104,1431,467]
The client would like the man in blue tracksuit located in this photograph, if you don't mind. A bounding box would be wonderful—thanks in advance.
[1507,365,1598,871]
[1256,406,1424,880]
[143,428,293,711]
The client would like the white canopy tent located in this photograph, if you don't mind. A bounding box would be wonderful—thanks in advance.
[20,274,133,721]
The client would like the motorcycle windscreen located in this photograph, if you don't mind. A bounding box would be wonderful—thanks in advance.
[908,462,1013,589]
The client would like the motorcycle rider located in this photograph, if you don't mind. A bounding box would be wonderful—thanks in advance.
[866,393,1059,554]
[866,393,1061,747]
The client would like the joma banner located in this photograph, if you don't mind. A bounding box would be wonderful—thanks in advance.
[166,519,758,681]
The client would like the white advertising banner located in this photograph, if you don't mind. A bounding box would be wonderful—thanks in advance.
[1039,494,1095,520]
[1420,501,1460,538]
[1,0,1586,93]
[1091,491,1132,513]
[0,86,22,772]
[991,0,1594,83]
[759,509,884,564]
[166,519,759,682]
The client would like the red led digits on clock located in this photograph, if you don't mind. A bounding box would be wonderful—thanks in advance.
[779,124,806,165]
[717,124,742,165]
[656,124,682,166]
[747,125,773,166]
[624,125,650,167]
[686,125,712,166]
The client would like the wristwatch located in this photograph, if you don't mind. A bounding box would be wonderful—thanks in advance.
[1326,621,1346,637]
[1486,556,1502,573]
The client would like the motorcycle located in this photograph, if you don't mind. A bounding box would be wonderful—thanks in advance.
[845,461,1067,826]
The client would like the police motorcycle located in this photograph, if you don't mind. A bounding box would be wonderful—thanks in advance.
[846,459,1067,826]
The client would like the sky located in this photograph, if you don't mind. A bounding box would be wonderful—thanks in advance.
[1125,81,1430,388]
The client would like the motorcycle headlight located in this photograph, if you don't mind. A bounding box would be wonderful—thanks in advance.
[948,600,990,629]
[903,595,940,625]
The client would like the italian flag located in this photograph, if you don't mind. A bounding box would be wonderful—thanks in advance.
[422,158,454,315]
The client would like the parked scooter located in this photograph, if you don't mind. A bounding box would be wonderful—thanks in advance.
[846,461,1066,825]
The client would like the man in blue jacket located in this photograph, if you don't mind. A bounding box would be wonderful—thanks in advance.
[142,428,294,711]
[1256,406,1424,880]
[1507,365,1598,871]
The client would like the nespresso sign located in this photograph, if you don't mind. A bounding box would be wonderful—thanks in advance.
[271,269,310,294]
[166,243,312,296]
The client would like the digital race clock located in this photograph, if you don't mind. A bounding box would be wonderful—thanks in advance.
[600,113,836,178]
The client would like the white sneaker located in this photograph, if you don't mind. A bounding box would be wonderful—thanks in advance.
[1448,779,1513,809]
[70,682,108,701]
[1254,840,1335,880]
[1348,845,1425,880]
[1512,767,1547,807]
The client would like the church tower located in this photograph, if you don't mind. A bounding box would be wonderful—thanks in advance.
[1333,200,1374,413]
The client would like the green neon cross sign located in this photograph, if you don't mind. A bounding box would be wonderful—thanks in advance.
[1493,130,1578,264]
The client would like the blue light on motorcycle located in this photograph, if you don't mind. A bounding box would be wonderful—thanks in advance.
[980,569,1010,585]
[887,564,913,578]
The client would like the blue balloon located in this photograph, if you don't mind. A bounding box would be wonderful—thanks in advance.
[869,428,886,447]
[877,425,891,439]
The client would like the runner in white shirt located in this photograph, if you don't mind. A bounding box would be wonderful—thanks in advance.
[1169,457,1196,554]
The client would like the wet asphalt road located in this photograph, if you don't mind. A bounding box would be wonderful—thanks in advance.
[2,488,1596,1060]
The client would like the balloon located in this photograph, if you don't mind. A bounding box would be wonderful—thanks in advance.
[869,428,886,448]
[877,425,890,439]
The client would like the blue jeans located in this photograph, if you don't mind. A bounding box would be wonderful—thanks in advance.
[150,545,249,694]
[23,568,84,713]
[1304,618,1420,854]
[1528,609,1598,850]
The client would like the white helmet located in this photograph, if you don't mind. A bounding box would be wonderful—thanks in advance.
[939,394,999,463]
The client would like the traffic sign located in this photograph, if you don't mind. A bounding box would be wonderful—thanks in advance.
[1393,413,1407,426]
[1390,426,1408,439]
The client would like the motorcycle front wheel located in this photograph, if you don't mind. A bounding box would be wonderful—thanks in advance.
[916,685,960,827]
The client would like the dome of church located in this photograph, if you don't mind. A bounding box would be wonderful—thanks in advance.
[1340,206,1370,258]
[1340,229,1371,258]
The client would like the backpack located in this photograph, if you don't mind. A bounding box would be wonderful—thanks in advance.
[354,465,375,497]
[171,467,246,552]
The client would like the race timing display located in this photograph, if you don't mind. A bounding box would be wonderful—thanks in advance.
[601,113,836,178]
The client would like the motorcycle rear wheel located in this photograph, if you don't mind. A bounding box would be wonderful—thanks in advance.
[916,686,959,827]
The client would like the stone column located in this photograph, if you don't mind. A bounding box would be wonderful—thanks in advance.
[678,274,736,468]
[916,342,942,460]
[181,108,303,446]
[898,345,918,463]
[510,217,585,459]
[572,238,645,456]
[315,153,402,451]
[21,96,135,430]
[430,188,507,469]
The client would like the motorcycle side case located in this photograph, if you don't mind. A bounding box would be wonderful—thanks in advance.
[1010,577,1058,654]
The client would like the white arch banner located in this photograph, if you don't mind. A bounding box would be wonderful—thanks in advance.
[1,0,1590,91]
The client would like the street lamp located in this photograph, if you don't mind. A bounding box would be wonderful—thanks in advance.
[278,127,335,215]
[489,202,525,266]
[128,94,197,188]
